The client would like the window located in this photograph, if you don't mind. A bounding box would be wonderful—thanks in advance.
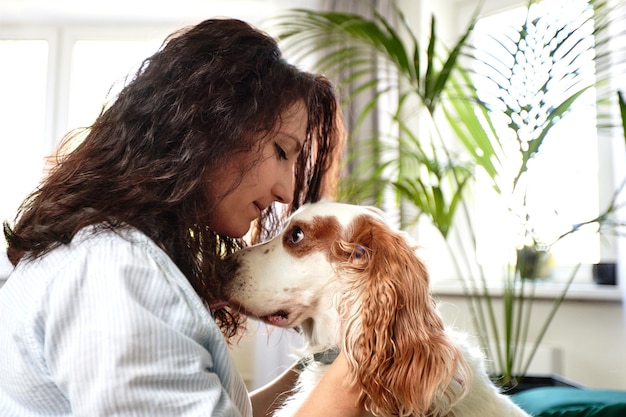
[0,29,168,248]
[68,38,164,130]
[0,37,50,237]
[469,0,610,283]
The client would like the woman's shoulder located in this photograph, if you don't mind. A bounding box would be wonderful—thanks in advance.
[71,223,160,256]
[10,224,209,321]
[9,225,157,284]
[6,223,220,346]
[41,224,171,277]
[67,225,203,302]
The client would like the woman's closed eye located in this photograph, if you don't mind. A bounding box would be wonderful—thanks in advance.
[275,143,288,160]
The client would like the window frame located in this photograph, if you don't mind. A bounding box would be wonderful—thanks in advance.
[426,0,625,296]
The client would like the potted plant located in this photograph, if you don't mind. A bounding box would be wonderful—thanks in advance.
[270,0,625,389]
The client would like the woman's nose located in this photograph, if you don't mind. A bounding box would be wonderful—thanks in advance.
[273,168,295,204]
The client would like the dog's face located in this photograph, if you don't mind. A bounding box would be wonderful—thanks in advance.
[225,201,385,346]
[225,201,469,416]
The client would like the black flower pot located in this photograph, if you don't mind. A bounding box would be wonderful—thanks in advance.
[495,374,582,396]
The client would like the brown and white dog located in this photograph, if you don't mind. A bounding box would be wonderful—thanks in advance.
[225,201,530,417]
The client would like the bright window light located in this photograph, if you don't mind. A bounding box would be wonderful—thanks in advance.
[0,40,49,240]
[471,0,600,274]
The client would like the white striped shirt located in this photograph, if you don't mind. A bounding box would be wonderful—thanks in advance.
[0,225,252,416]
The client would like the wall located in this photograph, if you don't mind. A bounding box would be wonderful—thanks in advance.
[229,291,626,391]
[436,293,626,390]
[229,322,302,390]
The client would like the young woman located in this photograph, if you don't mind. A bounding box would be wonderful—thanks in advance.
[0,18,364,417]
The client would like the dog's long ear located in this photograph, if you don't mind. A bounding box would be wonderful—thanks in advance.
[331,214,469,416]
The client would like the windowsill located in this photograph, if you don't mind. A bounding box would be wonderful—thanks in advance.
[432,279,623,302]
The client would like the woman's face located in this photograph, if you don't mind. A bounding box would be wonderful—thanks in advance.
[209,101,307,238]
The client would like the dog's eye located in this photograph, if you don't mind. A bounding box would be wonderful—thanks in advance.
[287,226,305,245]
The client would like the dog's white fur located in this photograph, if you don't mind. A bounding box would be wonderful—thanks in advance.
[226,201,530,417]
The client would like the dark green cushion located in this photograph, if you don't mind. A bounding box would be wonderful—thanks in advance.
[511,387,626,417]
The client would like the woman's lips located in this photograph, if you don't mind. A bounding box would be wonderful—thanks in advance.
[253,202,264,217]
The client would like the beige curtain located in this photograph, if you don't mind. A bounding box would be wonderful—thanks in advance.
[320,0,397,205]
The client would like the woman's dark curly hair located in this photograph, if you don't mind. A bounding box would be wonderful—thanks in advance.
[3,18,345,340]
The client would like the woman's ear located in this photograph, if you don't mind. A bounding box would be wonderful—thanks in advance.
[333,214,469,416]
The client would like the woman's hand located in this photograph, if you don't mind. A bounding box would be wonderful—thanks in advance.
[250,350,365,417]
[292,350,365,417]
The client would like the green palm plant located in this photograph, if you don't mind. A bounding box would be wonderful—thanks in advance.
[270,0,625,387]
[270,7,480,235]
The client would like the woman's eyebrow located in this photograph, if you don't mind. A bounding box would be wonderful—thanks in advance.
[283,133,304,154]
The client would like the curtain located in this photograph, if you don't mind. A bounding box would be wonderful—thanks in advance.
[323,0,398,211]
